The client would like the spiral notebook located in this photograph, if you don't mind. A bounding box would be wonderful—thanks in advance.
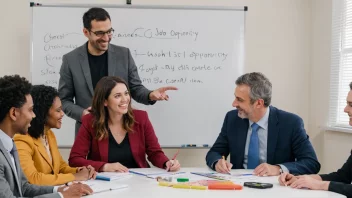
[129,168,186,179]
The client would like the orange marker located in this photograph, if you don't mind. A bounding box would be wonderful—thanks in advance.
[208,182,243,190]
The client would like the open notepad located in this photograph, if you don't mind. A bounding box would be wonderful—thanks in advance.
[129,168,186,179]
[95,172,131,181]
[83,180,128,193]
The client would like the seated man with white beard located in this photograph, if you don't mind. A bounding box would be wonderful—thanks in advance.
[206,72,320,176]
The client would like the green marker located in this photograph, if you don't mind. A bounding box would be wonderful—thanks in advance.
[177,178,189,182]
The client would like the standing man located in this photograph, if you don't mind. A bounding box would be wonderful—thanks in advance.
[0,75,92,198]
[59,7,177,135]
[206,72,320,176]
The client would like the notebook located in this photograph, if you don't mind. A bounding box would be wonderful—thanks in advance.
[129,168,186,179]
[95,172,131,181]
[83,180,128,193]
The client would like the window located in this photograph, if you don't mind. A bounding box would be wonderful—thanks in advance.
[329,0,352,128]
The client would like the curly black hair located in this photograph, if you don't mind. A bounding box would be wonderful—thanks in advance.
[28,85,59,139]
[0,75,32,123]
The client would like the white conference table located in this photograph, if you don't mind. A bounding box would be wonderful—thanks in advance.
[86,168,345,198]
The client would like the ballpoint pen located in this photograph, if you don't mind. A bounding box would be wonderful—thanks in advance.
[222,156,231,175]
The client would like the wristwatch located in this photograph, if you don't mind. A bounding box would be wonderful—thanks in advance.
[277,165,283,174]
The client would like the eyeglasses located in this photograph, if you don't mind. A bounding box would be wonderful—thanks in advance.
[90,28,114,37]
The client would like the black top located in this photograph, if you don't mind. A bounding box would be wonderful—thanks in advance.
[108,129,139,168]
[320,150,352,198]
[87,45,108,89]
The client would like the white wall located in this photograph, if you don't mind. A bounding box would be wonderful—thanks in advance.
[309,0,352,174]
[2,0,349,172]
[309,0,331,173]
[0,1,31,78]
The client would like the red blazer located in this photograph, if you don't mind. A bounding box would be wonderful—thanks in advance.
[68,110,169,171]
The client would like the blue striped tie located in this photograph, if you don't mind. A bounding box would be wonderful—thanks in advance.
[247,123,260,169]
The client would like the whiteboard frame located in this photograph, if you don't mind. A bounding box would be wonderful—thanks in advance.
[30,3,247,148]
[30,3,247,11]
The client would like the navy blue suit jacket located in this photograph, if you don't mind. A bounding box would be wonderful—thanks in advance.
[206,106,320,174]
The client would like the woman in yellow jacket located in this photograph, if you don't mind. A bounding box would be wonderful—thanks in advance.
[14,85,96,186]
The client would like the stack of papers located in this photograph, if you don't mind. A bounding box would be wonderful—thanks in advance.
[95,172,131,181]
[83,180,128,193]
[129,168,186,179]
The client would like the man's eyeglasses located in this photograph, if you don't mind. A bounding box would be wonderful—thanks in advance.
[90,28,114,37]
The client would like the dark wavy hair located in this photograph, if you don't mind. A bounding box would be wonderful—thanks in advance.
[27,85,59,139]
[0,75,32,123]
[91,76,135,140]
[83,7,111,30]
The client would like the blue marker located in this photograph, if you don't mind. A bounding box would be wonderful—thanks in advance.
[232,173,254,176]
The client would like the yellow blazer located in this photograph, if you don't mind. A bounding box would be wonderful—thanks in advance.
[14,130,77,185]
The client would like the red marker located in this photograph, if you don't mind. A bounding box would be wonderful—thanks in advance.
[172,149,180,161]
[168,149,180,171]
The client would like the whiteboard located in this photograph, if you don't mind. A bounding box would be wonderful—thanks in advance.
[30,5,246,147]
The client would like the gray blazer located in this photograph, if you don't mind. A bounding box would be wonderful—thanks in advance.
[0,141,60,198]
[59,43,152,134]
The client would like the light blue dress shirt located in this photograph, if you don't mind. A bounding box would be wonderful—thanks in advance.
[243,108,288,172]
[0,129,18,178]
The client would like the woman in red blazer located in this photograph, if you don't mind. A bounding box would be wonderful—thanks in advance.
[69,76,181,172]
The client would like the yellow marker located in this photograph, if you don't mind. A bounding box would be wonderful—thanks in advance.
[158,182,173,187]
[173,184,207,190]
[191,186,207,190]
[173,184,191,189]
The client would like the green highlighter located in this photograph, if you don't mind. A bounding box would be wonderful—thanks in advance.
[177,178,189,182]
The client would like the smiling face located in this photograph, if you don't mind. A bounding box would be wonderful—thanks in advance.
[344,90,352,126]
[232,84,255,119]
[12,94,36,135]
[104,83,131,116]
[83,19,112,54]
[45,97,64,129]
